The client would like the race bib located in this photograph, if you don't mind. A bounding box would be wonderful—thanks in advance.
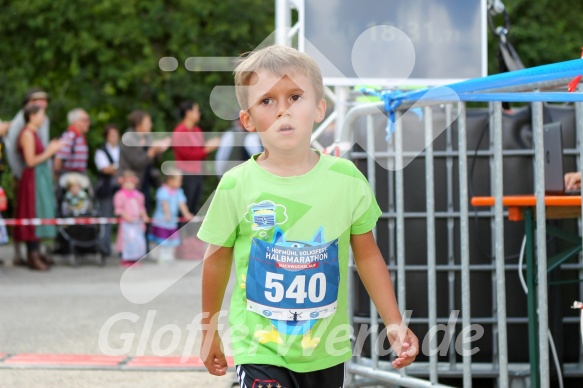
[246,238,339,322]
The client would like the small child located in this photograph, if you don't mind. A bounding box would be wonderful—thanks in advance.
[113,170,148,267]
[197,45,418,385]
[62,176,90,216]
[149,168,193,263]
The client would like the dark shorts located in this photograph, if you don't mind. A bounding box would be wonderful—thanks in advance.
[235,362,345,388]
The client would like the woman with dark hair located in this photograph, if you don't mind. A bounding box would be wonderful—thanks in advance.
[172,101,220,214]
[13,105,64,270]
[94,124,120,256]
[118,110,169,213]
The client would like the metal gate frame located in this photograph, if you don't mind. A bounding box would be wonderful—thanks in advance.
[334,60,583,387]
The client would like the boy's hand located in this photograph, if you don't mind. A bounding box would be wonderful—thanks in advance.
[387,327,418,369]
[201,332,228,376]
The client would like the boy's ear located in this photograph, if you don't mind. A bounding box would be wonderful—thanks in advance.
[239,110,256,132]
[314,98,327,124]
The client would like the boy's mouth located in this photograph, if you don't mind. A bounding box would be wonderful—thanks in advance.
[278,124,294,133]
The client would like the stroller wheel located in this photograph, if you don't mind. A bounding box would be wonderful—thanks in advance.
[69,253,79,267]
[98,252,107,267]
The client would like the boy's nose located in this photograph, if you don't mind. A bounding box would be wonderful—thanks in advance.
[276,100,292,118]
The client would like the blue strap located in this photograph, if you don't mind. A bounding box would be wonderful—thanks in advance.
[361,88,422,140]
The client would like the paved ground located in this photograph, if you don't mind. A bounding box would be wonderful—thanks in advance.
[0,243,239,388]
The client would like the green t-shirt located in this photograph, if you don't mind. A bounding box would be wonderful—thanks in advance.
[198,151,381,372]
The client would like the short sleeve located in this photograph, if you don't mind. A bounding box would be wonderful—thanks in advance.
[197,174,239,247]
[56,132,73,160]
[94,149,110,171]
[156,187,170,203]
[350,170,382,235]
[113,192,125,216]
[177,188,187,204]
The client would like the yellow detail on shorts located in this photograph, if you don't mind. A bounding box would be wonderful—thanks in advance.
[240,274,246,289]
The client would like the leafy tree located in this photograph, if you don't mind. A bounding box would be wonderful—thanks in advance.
[488,0,583,72]
[0,0,274,205]
[0,0,274,130]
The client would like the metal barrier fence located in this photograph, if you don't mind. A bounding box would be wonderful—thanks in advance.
[328,59,583,387]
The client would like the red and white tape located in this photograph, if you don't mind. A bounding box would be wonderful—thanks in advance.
[0,216,202,226]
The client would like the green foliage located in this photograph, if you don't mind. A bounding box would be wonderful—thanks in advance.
[0,0,274,144]
[487,0,583,72]
[0,0,274,208]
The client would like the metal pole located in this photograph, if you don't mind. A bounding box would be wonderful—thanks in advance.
[366,115,380,369]
[532,101,550,387]
[334,86,350,143]
[457,102,473,388]
[445,104,457,368]
[395,111,408,380]
[576,97,583,366]
[493,101,509,386]
[424,106,438,384]
[347,363,455,388]
[275,0,290,46]
[395,111,407,314]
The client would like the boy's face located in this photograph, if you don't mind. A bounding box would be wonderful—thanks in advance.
[239,69,326,154]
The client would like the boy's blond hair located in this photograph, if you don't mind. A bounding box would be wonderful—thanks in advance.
[234,45,325,111]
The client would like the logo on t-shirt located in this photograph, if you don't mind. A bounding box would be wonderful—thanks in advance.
[246,200,288,231]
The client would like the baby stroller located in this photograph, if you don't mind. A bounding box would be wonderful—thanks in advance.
[54,172,107,266]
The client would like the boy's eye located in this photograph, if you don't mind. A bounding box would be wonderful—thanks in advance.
[260,98,272,105]
[290,94,302,102]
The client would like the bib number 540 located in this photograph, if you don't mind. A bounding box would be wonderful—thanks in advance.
[264,272,326,304]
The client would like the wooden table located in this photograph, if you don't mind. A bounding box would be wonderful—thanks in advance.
[471,195,582,388]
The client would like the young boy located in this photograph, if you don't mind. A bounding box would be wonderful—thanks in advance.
[198,45,418,387]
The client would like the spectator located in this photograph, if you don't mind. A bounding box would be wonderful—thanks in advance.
[215,118,262,176]
[0,121,9,251]
[61,176,90,216]
[5,87,50,266]
[94,124,120,256]
[172,101,220,214]
[13,105,65,271]
[114,170,149,267]
[0,120,9,138]
[0,120,8,181]
[6,88,51,177]
[54,108,90,174]
[119,110,168,213]
[148,168,193,263]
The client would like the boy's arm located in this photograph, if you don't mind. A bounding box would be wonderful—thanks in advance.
[351,231,419,369]
[201,244,233,376]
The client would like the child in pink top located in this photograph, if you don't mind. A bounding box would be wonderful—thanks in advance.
[113,170,149,267]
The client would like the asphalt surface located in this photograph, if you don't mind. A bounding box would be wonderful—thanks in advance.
[0,244,239,388]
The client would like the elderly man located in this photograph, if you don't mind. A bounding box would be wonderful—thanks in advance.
[54,108,90,174]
